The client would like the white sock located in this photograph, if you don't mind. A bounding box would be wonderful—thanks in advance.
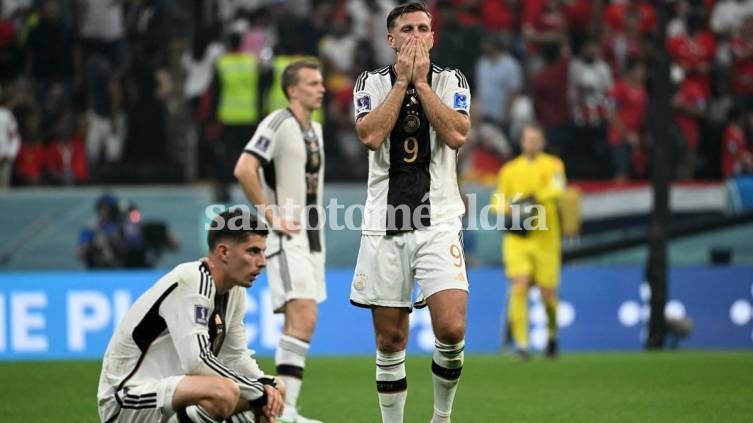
[431,339,464,421]
[276,334,309,412]
[376,349,407,423]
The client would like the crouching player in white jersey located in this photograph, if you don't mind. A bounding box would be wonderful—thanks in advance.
[97,210,284,422]
[349,3,471,423]
[234,60,326,423]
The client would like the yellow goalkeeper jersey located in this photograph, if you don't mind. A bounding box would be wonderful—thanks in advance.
[490,153,566,244]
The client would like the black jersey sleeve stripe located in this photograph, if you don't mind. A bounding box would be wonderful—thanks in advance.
[454,69,469,89]
[355,71,368,92]
[199,338,263,392]
[121,404,158,410]
[196,334,265,396]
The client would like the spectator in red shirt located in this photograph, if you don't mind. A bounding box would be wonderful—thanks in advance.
[603,0,657,37]
[673,78,707,179]
[722,107,753,178]
[523,0,569,56]
[607,60,648,181]
[603,9,646,77]
[43,113,89,185]
[563,0,593,54]
[667,12,716,100]
[479,0,518,33]
[531,40,571,156]
[14,124,44,186]
[731,14,753,112]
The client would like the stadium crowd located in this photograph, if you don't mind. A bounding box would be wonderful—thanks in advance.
[2,0,753,189]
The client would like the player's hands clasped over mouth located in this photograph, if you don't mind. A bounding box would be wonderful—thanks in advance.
[395,37,417,84]
[412,36,430,85]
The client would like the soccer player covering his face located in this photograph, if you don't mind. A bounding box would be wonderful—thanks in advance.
[97,210,284,423]
[349,3,472,422]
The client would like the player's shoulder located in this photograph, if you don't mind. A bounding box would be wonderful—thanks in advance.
[542,153,565,169]
[432,64,469,89]
[260,108,295,132]
[170,260,215,299]
[355,65,391,91]
[506,155,526,169]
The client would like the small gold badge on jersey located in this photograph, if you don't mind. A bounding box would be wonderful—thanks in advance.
[195,305,209,325]
[403,113,421,133]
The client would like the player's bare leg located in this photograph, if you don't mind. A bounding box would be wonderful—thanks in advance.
[277,298,321,423]
[508,276,531,359]
[426,289,467,423]
[539,286,559,358]
[171,375,241,422]
[372,306,410,423]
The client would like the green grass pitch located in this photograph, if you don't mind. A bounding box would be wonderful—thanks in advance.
[1,351,751,422]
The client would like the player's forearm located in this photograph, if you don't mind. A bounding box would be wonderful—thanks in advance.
[415,82,469,149]
[180,333,267,401]
[235,167,275,222]
[357,80,408,150]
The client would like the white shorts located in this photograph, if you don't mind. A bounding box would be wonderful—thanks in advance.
[99,376,183,422]
[350,221,469,309]
[267,244,326,313]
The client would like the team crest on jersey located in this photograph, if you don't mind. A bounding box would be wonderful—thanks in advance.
[255,136,271,152]
[195,305,209,325]
[356,95,372,114]
[453,93,469,111]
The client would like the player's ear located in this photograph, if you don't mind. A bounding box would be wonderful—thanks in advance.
[217,243,230,262]
[387,32,395,50]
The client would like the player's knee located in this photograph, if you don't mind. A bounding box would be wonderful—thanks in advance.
[510,281,528,296]
[206,378,240,419]
[435,321,465,345]
[540,287,557,303]
[376,328,408,351]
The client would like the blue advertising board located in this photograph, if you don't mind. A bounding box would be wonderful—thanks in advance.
[1,266,752,360]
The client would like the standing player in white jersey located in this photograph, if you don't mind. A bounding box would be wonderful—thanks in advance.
[234,60,326,423]
[97,210,284,423]
[349,3,471,423]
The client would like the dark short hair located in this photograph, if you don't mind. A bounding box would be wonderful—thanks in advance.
[207,209,268,250]
[386,2,432,31]
[281,60,320,100]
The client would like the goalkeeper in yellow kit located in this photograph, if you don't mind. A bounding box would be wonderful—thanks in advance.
[490,123,565,359]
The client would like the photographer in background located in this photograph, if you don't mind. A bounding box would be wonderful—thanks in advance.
[77,193,125,268]
[77,193,179,269]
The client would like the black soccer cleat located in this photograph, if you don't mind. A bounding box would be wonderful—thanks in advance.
[514,349,531,362]
[545,338,559,359]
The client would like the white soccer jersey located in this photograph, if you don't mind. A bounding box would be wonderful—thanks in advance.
[353,64,471,235]
[244,108,325,253]
[97,260,269,421]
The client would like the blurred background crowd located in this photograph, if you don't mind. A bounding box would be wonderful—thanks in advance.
[1,0,753,192]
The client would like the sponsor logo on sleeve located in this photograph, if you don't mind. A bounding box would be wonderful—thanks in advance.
[453,93,469,111]
[356,95,372,114]
[195,305,209,325]
[254,136,271,152]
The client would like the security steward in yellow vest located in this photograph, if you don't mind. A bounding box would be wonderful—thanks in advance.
[211,31,260,201]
